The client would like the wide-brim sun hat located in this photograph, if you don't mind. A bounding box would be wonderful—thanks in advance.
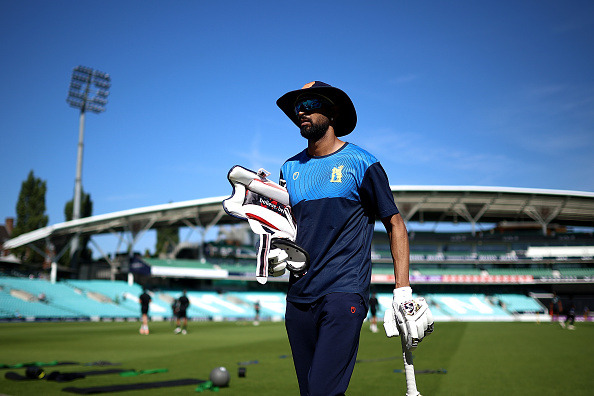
[276,81,357,137]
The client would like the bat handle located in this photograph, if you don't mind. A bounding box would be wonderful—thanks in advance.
[256,233,270,284]
[401,337,421,396]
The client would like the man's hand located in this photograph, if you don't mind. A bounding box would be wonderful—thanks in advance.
[385,287,434,350]
[268,248,288,277]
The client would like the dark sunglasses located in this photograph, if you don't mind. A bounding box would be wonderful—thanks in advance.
[294,97,333,115]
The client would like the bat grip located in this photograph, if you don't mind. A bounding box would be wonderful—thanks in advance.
[401,336,420,396]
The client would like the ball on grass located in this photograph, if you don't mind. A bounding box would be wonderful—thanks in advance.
[209,366,230,387]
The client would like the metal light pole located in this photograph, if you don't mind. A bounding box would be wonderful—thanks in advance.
[66,66,111,266]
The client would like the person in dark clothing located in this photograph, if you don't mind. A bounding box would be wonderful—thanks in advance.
[174,290,190,335]
[253,300,261,326]
[561,304,576,330]
[274,81,433,395]
[139,288,151,335]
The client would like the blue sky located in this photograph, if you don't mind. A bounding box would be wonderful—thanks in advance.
[1,1,593,257]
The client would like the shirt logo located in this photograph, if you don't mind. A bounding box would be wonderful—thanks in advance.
[330,166,344,183]
[292,172,299,180]
[351,306,356,314]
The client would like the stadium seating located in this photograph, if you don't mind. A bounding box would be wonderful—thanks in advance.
[557,267,594,276]
[426,294,511,320]
[0,277,140,319]
[493,294,546,314]
[227,291,287,320]
[64,280,147,316]
[170,291,252,320]
[0,289,78,319]
[486,268,553,276]
[415,267,482,275]
[0,277,558,323]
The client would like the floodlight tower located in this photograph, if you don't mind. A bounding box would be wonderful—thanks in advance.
[66,66,111,263]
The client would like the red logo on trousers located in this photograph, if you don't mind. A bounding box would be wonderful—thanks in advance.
[351,306,356,314]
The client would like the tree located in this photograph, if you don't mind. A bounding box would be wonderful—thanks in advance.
[64,189,93,222]
[61,189,93,265]
[156,226,179,258]
[12,170,49,262]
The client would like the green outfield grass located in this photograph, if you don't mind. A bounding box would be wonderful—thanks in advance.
[0,320,592,395]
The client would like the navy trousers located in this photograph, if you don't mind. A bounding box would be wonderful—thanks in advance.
[285,292,367,396]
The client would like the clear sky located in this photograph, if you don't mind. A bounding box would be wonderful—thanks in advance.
[2,1,593,257]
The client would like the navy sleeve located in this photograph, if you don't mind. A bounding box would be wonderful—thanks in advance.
[359,162,399,219]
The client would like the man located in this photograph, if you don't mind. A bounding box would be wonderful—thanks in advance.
[171,297,179,326]
[273,81,433,395]
[139,288,151,335]
[253,300,261,326]
[561,303,576,330]
[174,290,190,335]
[550,292,562,322]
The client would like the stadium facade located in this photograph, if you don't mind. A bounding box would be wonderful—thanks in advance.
[1,186,593,322]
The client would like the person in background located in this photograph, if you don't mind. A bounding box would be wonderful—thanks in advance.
[561,303,576,330]
[174,290,190,335]
[171,297,179,326]
[550,292,562,322]
[253,300,261,326]
[139,288,151,335]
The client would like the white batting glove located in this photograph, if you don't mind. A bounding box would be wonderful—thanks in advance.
[268,248,288,277]
[385,287,434,350]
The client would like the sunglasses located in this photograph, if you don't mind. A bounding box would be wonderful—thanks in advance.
[294,97,333,115]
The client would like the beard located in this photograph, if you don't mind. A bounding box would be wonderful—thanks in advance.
[300,117,330,141]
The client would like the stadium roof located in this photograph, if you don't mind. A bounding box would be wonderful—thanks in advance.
[3,186,594,252]
[392,186,594,228]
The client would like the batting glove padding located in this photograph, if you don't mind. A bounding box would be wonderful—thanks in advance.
[223,165,309,284]
[268,248,288,277]
[386,287,434,350]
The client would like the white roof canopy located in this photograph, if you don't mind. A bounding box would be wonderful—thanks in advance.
[3,186,594,251]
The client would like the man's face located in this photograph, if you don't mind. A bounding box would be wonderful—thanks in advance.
[295,96,334,141]
[299,111,331,141]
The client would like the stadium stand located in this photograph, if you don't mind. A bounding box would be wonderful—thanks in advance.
[170,291,242,320]
[0,277,552,323]
[426,294,511,321]
[0,277,138,319]
[415,267,482,276]
[0,288,78,319]
[492,294,546,314]
[226,291,287,320]
[486,268,554,276]
[2,186,593,324]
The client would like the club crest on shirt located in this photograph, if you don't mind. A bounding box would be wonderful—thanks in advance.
[330,166,344,183]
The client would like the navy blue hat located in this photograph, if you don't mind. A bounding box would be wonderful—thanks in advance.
[276,81,357,137]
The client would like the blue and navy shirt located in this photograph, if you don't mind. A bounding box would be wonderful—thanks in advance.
[280,143,399,305]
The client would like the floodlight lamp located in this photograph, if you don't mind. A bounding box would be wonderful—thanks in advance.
[67,65,111,113]
[68,92,84,100]
[67,98,83,108]
[93,70,110,79]
[75,66,93,74]
[87,104,105,114]
[71,74,88,83]
[94,80,111,89]
[92,97,108,106]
